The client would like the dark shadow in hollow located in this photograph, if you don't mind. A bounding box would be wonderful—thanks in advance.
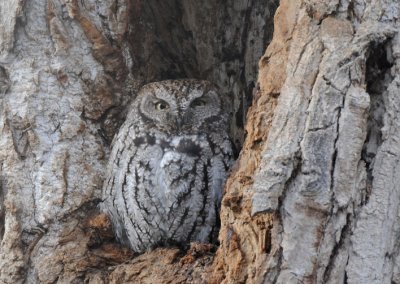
[361,41,393,204]
[127,0,279,150]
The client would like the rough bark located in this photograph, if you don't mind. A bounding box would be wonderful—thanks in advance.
[2,0,399,283]
[0,0,277,283]
[211,0,400,283]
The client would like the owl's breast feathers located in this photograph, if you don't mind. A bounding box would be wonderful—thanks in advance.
[156,136,207,198]
[103,127,231,252]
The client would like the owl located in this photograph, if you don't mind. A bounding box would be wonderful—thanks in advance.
[101,79,234,253]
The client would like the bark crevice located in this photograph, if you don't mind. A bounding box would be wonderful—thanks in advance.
[360,41,392,204]
[0,174,4,243]
[322,212,351,283]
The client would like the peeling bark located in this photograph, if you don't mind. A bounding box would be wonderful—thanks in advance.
[212,0,400,283]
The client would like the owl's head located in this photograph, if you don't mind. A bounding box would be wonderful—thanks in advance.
[135,80,228,134]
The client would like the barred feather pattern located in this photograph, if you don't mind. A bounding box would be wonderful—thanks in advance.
[102,80,234,253]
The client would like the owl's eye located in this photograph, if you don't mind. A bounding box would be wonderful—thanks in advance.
[155,101,169,111]
[190,98,207,107]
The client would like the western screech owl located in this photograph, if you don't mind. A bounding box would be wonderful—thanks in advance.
[102,79,234,253]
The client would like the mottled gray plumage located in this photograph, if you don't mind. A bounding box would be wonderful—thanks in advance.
[102,79,234,253]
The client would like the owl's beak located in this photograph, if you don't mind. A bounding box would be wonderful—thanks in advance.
[175,116,184,129]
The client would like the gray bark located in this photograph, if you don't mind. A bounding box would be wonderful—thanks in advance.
[216,0,400,283]
[3,0,399,283]
[0,0,277,283]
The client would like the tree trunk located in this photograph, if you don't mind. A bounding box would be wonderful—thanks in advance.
[211,1,400,283]
[1,0,399,283]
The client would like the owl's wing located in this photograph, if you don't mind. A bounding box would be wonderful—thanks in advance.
[101,122,141,246]
[184,135,234,243]
[103,122,168,251]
